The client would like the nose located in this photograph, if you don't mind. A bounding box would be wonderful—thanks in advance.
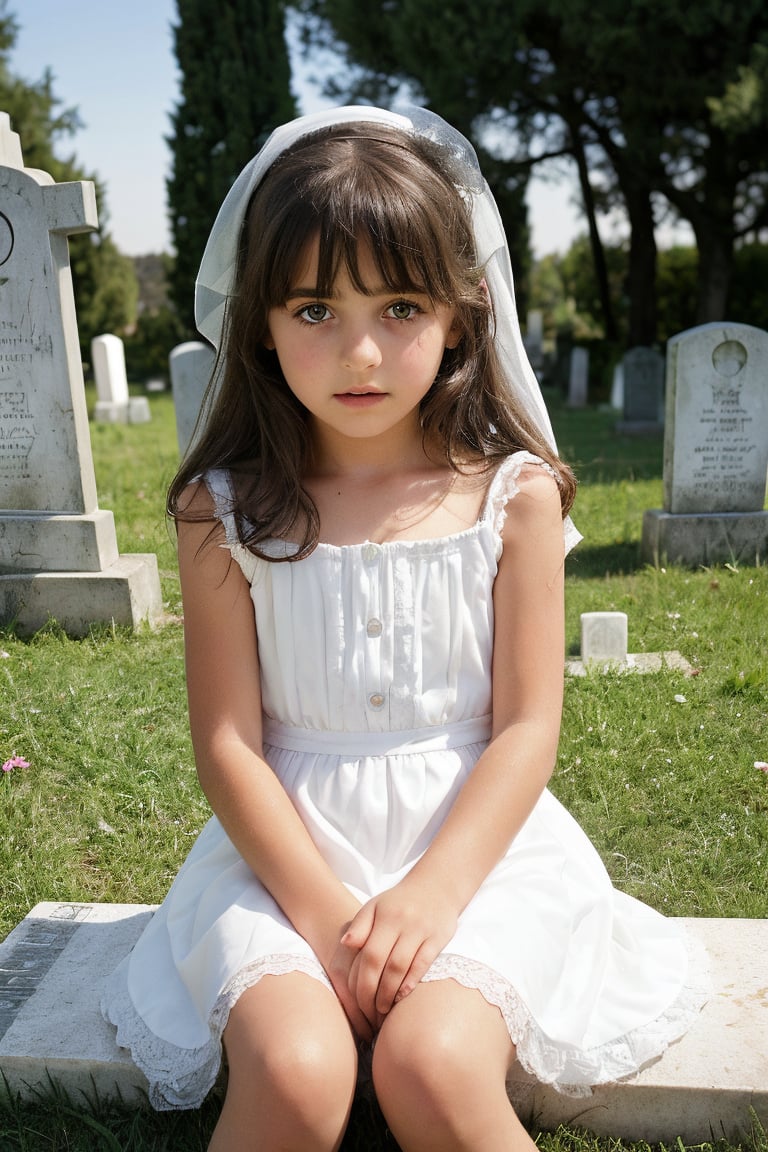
[341,324,382,371]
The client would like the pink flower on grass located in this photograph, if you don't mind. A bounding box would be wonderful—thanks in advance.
[2,756,30,773]
[756,761,768,774]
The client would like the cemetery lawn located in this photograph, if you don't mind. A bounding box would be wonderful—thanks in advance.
[1,390,767,1150]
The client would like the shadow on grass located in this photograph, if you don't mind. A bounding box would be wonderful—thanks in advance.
[0,1076,400,1152]
[566,541,646,579]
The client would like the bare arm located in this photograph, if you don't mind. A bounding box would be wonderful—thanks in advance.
[178,483,369,1036]
[338,467,567,1023]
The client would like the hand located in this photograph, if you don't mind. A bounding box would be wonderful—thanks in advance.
[339,878,459,1029]
[304,899,376,1043]
[325,930,376,1043]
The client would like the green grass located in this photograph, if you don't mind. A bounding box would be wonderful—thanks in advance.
[1,388,767,1148]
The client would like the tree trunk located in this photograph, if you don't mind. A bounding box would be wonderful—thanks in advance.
[570,126,618,342]
[623,183,657,346]
[694,228,734,323]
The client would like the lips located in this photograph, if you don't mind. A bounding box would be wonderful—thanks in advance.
[333,391,387,407]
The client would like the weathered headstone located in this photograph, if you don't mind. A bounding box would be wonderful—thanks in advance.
[565,611,692,677]
[617,346,664,434]
[169,340,216,456]
[610,362,624,411]
[0,112,162,635]
[581,611,628,665]
[567,347,589,408]
[92,334,150,424]
[641,322,768,566]
[524,309,544,378]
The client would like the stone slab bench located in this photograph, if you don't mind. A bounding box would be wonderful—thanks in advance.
[0,903,766,1143]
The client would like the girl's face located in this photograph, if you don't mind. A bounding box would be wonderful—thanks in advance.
[265,237,459,451]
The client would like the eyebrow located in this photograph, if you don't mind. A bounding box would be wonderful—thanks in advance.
[283,284,430,302]
[284,288,432,306]
[284,288,331,301]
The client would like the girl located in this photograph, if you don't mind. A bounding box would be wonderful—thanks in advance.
[103,106,706,1152]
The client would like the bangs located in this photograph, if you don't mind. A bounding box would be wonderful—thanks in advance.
[254,130,474,309]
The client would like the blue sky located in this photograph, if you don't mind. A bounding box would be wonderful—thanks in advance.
[8,0,583,258]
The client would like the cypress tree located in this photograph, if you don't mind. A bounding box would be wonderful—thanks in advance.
[168,0,297,334]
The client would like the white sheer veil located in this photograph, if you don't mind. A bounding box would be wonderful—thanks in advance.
[194,104,579,548]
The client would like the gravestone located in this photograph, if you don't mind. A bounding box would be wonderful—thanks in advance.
[567,347,589,407]
[641,322,768,566]
[0,112,162,635]
[581,611,628,665]
[616,346,664,435]
[566,612,693,676]
[524,309,544,379]
[169,340,216,456]
[92,334,150,424]
[610,362,624,411]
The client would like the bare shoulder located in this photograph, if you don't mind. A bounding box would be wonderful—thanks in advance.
[176,477,215,518]
[515,460,562,501]
[511,458,559,513]
[500,461,564,551]
[175,479,232,583]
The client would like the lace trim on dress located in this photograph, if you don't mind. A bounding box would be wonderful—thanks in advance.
[421,929,710,1097]
[104,928,708,1110]
[485,452,581,559]
[102,953,332,1112]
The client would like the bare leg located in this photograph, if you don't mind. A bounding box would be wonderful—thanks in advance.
[372,980,537,1152]
[208,972,358,1152]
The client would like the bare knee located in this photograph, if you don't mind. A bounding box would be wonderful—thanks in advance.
[217,976,357,1151]
[373,1003,466,1109]
[371,982,518,1150]
[226,1012,357,1117]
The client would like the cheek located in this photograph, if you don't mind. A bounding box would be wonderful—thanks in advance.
[411,330,453,372]
[274,343,320,391]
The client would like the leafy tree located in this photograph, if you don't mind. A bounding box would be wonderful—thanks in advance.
[655,249,698,346]
[0,2,138,356]
[70,235,138,364]
[124,306,188,381]
[168,0,297,333]
[724,242,768,333]
[295,0,534,319]
[298,0,768,344]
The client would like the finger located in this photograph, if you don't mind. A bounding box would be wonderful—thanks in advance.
[374,937,416,1016]
[348,938,393,1026]
[327,967,374,1043]
[392,939,442,1007]
[340,901,376,950]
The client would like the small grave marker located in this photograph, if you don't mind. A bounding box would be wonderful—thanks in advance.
[616,346,664,435]
[566,612,693,676]
[567,347,589,407]
[581,611,628,664]
[92,334,150,424]
[169,340,216,456]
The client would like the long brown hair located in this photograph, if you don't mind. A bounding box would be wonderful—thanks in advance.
[168,122,575,558]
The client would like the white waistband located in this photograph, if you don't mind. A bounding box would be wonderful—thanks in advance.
[262,715,492,757]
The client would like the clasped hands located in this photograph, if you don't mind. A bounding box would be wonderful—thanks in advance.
[323,877,458,1043]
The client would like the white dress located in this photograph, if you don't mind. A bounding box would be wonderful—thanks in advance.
[102,451,707,1110]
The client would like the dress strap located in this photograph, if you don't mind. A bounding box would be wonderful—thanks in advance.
[201,469,237,542]
[262,715,492,757]
[483,452,581,558]
[201,469,261,583]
